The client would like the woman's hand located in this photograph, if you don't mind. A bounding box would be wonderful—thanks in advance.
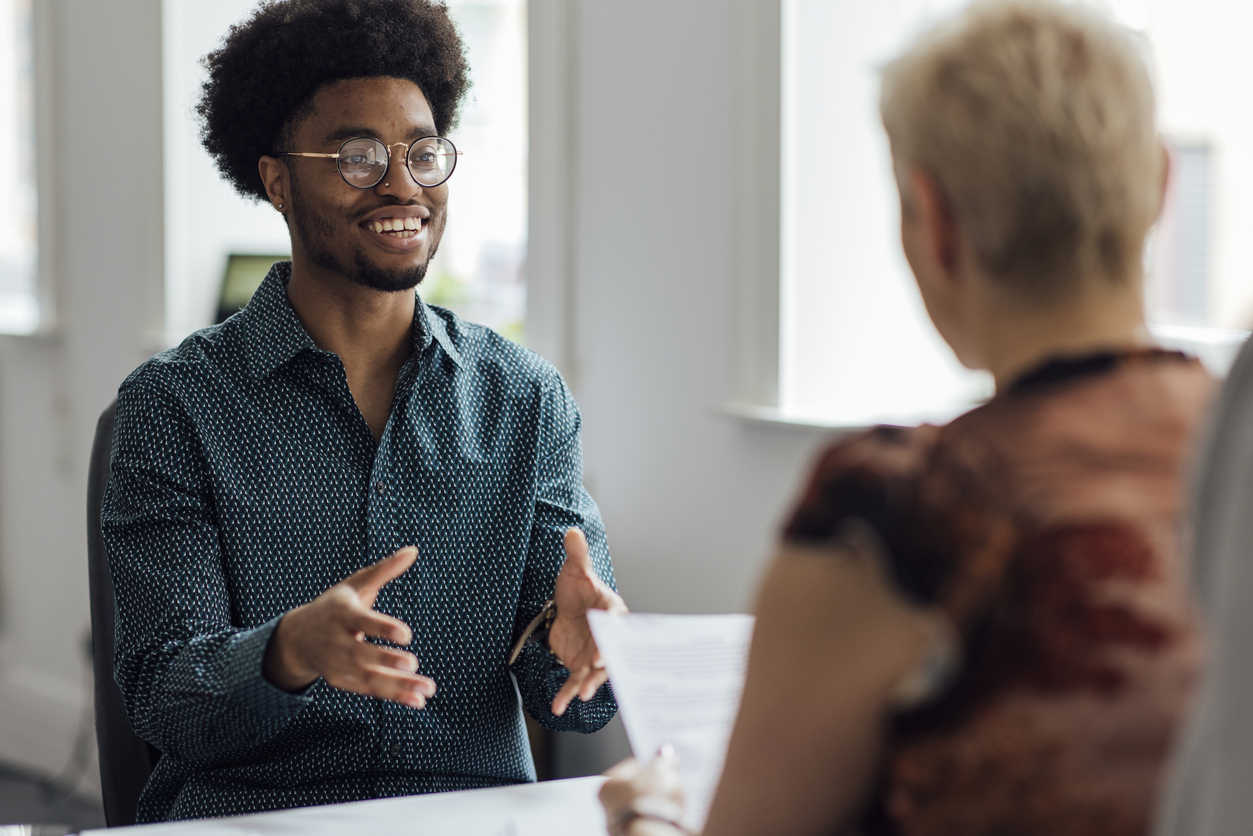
[600,749,690,836]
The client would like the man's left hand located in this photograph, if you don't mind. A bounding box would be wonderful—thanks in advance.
[549,527,628,715]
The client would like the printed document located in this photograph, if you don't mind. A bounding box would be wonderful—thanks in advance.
[587,611,755,831]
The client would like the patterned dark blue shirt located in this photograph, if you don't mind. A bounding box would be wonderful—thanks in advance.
[101,263,617,822]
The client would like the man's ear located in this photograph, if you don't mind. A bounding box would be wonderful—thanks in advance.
[258,156,289,213]
[908,167,960,280]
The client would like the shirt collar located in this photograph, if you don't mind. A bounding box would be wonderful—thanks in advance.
[1003,347,1190,397]
[242,261,464,378]
[243,262,318,379]
[413,292,465,369]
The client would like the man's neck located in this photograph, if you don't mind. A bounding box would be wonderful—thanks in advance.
[285,259,416,444]
[285,259,416,372]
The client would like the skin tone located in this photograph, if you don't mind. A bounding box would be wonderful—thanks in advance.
[256,76,625,714]
[901,168,1154,392]
[600,162,1161,834]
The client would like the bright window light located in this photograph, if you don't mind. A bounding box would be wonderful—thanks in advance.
[781,0,1250,428]
[425,0,527,344]
[0,0,38,335]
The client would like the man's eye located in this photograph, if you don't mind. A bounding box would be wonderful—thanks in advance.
[342,155,371,165]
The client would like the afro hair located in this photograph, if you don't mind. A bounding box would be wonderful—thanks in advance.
[197,0,470,202]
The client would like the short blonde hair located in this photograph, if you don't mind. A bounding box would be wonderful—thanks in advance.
[880,0,1161,291]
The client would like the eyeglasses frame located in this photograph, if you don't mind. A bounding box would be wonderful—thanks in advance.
[277,135,460,190]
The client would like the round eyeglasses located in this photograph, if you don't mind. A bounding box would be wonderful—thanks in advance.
[277,136,459,190]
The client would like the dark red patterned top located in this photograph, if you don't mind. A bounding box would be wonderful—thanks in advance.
[784,350,1213,836]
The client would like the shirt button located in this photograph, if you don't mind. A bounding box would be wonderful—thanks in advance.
[375,480,387,495]
[389,743,402,757]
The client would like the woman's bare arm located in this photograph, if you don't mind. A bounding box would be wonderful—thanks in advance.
[700,540,947,836]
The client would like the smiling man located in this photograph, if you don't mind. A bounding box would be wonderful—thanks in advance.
[100,0,623,822]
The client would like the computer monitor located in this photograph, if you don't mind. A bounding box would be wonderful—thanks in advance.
[216,254,290,324]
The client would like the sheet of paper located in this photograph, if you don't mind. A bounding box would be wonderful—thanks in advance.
[588,611,755,832]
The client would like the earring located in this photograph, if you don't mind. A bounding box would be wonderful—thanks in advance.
[277,203,284,210]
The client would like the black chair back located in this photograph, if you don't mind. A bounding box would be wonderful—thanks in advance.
[88,400,162,826]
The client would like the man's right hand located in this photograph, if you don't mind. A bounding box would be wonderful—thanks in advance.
[263,546,435,708]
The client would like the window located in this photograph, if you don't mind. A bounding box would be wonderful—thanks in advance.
[163,0,291,341]
[0,0,38,334]
[780,0,1250,428]
[423,0,527,343]
[162,0,527,343]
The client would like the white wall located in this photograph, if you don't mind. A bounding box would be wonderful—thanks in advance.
[0,0,164,794]
[536,0,830,772]
[0,0,829,791]
[535,0,825,616]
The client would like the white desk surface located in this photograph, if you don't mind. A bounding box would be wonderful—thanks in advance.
[82,776,609,836]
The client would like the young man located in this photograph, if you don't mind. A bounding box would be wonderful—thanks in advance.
[102,0,623,822]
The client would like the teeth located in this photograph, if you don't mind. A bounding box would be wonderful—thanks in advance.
[367,219,423,238]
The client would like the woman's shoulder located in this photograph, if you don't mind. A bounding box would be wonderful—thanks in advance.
[782,424,997,605]
[783,426,939,538]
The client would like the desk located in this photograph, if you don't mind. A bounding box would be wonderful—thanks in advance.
[82,777,609,836]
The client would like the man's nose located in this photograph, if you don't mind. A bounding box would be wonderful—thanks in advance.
[375,144,422,197]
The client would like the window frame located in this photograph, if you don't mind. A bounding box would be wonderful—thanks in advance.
[724,0,1248,433]
[0,0,57,336]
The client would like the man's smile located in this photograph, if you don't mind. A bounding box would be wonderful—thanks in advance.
[365,216,427,240]
[356,207,433,250]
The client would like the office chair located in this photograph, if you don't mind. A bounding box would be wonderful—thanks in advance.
[87,400,161,826]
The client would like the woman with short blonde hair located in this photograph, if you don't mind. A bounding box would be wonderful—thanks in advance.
[603,3,1211,834]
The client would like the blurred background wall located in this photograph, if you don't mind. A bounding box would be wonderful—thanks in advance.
[0,0,164,798]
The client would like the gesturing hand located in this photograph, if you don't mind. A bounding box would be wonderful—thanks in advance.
[549,528,628,716]
[263,546,436,709]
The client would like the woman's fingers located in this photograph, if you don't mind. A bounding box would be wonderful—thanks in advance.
[599,754,687,836]
[602,757,641,780]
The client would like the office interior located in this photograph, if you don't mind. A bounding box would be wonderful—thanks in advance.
[0,0,1250,825]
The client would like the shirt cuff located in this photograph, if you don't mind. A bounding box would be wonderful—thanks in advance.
[223,615,316,718]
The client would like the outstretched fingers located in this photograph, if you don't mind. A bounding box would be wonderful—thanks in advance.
[553,673,581,717]
[552,664,610,716]
[346,546,419,599]
[579,665,609,701]
[331,663,436,709]
[349,608,414,647]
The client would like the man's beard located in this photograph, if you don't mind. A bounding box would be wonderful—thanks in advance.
[288,178,441,292]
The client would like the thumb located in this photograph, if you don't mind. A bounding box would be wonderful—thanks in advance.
[562,527,592,575]
[346,546,418,598]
